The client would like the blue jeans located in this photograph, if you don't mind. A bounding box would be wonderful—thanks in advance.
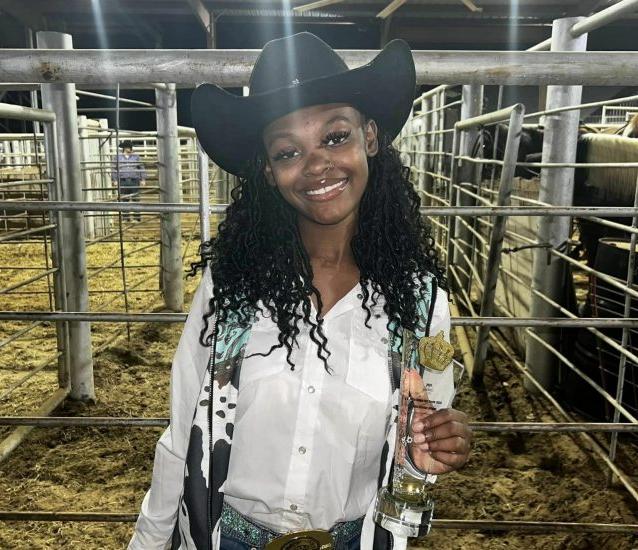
[118,177,141,221]
[220,532,361,550]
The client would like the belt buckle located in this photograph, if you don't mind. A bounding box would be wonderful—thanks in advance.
[265,529,333,550]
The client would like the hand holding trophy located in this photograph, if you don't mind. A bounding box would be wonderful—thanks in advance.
[373,330,466,538]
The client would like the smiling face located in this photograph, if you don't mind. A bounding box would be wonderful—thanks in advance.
[262,103,378,227]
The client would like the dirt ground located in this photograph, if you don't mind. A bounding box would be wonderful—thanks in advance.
[0,236,637,549]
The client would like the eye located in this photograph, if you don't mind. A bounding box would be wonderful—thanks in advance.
[272,148,298,162]
[323,130,351,147]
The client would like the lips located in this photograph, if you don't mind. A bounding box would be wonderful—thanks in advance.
[302,178,349,202]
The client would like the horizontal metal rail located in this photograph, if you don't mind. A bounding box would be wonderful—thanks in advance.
[413,84,453,104]
[0,511,633,533]
[453,226,638,421]
[0,102,55,123]
[1,417,637,433]
[0,387,69,462]
[77,107,156,112]
[571,0,638,37]
[489,332,638,504]
[0,179,51,188]
[3,50,638,86]
[456,104,523,130]
[432,520,638,533]
[0,224,57,244]
[75,89,153,107]
[0,311,637,327]
[468,183,638,233]
[525,92,638,120]
[458,155,638,169]
[1,200,638,217]
[0,352,62,402]
[0,321,44,350]
[524,329,638,423]
[0,268,57,296]
[529,0,638,51]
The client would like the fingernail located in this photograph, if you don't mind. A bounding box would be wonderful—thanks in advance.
[413,434,425,444]
[424,431,433,441]
[413,422,424,432]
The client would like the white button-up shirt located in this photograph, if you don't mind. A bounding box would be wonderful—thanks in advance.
[224,282,451,532]
[129,273,451,549]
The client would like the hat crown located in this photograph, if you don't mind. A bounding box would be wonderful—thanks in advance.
[249,32,349,95]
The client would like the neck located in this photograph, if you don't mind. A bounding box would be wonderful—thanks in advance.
[298,214,358,269]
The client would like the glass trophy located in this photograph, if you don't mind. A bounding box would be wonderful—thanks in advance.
[373,329,463,538]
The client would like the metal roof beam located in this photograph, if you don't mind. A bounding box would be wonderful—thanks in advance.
[293,0,347,13]
[185,0,211,30]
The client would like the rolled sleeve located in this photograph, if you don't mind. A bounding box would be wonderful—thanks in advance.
[129,268,214,549]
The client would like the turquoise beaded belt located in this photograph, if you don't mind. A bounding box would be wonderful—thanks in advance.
[220,502,363,550]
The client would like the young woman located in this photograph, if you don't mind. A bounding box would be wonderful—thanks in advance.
[129,32,471,550]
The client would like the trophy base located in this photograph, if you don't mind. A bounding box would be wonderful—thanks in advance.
[373,486,434,538]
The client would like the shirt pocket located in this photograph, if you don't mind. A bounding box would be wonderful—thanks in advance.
[345,326,392,404]
[345,327,393,469]
[239,327,287,387]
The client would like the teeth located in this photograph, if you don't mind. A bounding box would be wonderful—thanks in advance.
[305,178,347,196]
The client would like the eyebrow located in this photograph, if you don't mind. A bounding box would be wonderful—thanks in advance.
[265,114,356,149]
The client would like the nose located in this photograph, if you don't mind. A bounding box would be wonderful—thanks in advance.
[303,150,333,178]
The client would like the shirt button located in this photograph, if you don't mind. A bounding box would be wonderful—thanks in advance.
[307,385,315,394]
[298,446,306,454]
[290,504,298,511]
[357,293,363,299]
[381,337,388,344]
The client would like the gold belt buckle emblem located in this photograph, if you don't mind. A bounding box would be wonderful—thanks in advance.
[265,529,333,550]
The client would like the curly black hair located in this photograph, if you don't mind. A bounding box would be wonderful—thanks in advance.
[188,128,446,370]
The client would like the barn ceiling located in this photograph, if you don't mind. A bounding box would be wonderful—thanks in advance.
[0,0,636,50]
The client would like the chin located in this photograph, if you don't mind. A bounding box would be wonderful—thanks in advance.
[304,206,356,226]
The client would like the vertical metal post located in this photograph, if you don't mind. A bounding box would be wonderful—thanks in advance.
[415,99,426,195]
[77,115,95,239]
[43,121,71,392]
[207,9,216,49]
[430,93,441,243]
[155,83,184,312]
[422,97,433,206]
[97,118,110,237]
[25,29,41,137]
[472,105,525,385]
[453,85,484,291]
[37,31,95,401]
[445,129,461,270]
[608,174,638,483]
[198,143,210,243]
[524,18,588,392]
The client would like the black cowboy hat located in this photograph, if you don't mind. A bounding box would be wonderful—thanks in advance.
[191,32,416,177]
[119,140,134,150]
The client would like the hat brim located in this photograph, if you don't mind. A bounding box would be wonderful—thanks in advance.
[191,39,416,177]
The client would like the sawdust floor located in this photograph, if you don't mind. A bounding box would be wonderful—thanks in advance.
[0,237,637,549]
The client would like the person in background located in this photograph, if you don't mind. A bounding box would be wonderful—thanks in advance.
[111,140,146,222]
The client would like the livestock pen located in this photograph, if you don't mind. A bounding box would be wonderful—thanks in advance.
[2,6,638,550]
